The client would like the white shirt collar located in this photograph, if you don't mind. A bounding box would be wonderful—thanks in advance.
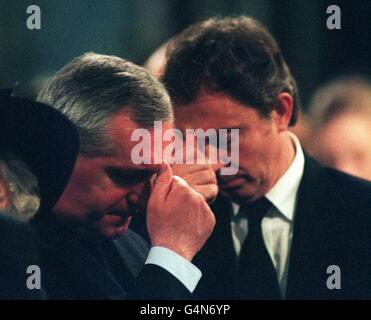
[231,132,305,222]
[265,132,305,222]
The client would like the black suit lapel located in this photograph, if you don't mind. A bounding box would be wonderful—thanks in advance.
[287,154,371,299]
[286,154,333,299]
[194,194,239,299]
[33,216,129,299]
[114,228,149,278]
[59,241,129,299]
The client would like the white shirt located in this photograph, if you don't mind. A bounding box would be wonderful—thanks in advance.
[230,133,305,298]
[145,246,201,293]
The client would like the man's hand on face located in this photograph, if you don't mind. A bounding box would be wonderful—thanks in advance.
[170,142,222,204]
[147,163,216,261]
[171,162,219,204]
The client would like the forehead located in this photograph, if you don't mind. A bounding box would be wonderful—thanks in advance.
[174,93,261,130]
[321,113,371,146]
[104,112,173,169]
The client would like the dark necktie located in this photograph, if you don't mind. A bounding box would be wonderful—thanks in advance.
[237,198,281,299]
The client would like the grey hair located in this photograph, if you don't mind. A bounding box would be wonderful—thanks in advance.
[0,152,40,220]
[37,52,173,157]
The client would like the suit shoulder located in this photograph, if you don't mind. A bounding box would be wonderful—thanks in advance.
[325,167,371,215]
[326,167,371,196]
[0,214,36,248]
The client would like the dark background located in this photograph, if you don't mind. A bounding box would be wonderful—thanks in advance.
[0,0,370,110]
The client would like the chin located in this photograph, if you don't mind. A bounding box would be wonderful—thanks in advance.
[220,186,260,203]
[92,215,132,239]
[104,226,129,239]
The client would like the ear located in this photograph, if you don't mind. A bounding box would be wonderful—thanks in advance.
[272,92,293,132]
[0,178,10,211]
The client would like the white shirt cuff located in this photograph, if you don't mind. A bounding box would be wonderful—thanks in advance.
[145,246,202,293]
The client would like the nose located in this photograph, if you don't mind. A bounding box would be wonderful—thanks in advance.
[126,181,149,212]
[127,190,141,206]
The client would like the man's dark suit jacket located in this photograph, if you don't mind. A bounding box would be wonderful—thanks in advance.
[193,155,371,299]
[0,214,44,299]
[32,215,191,300]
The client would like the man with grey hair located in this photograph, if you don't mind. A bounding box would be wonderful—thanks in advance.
[36,52,215,299]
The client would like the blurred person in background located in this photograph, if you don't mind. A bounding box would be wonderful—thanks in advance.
[308,76,371,181]
[144,41,170,80]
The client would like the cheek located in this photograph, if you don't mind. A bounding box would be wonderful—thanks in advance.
[237,137,263,166]
[354,151,371,170]
[237,138,273,178]
[75,178,129,212]
[95,187,129,208]
[90,172,130,205]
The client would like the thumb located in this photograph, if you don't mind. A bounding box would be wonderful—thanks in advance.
[212,160,225,172]
[152,162,173,197]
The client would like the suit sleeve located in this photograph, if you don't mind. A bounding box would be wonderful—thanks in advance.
[132,263,193,299]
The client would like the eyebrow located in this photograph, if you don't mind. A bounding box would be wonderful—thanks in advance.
[107,167,158,175]
[218,127,242,131]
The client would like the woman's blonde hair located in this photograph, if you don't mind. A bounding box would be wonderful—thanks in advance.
[0,152,40,220]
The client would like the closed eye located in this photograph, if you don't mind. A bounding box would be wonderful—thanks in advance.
[106,167,155,187]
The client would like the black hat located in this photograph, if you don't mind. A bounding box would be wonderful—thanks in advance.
[0,90,79,214]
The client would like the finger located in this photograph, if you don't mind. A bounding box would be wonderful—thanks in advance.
[193,184,219,203]
[171,163,211,175]
[172,175,190,187]
[152,162,173,198]
[181,169,217,185]
[211,161,225,172]
[183,137,212,165]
